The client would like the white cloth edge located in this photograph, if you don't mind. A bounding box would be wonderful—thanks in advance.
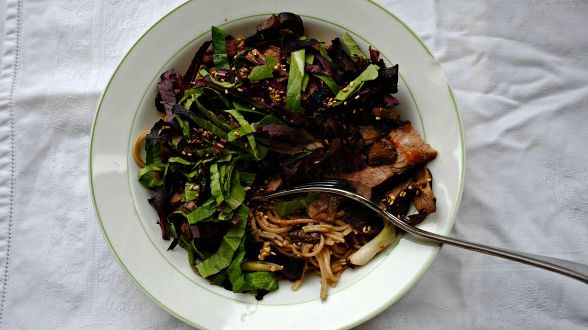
[0,0,19,326]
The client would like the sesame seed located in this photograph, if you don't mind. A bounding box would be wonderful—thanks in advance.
[354,95,360,100]
[349,81,355,87]
[273,65,278,70]
[375,116,381,120]
[233,131,240,136]
[243,186,251,191]
[342,87,349,92]
[313,160,320,164]
[343,101,348,106]
[224,89,228,95]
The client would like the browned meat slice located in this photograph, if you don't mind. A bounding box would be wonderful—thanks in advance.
[359,125,384,145]
[367,139,397,166]
[329,121,436,198]
[372,107,400,121]
[412,167,436,215]
[306,193,344,222]
[388,121,437,165]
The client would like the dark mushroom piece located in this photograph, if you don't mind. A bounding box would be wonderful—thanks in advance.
[372,107,400,122]
[342,205,384,237]
[412,166,436,215]
[288,228,321,244]
[359,125,384,145]
[264,177,283,193]
[256,14,280,34]
[306,193,345,222]
[277,12,304,37]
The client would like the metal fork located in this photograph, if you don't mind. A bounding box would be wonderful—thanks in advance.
[254,180,588,284]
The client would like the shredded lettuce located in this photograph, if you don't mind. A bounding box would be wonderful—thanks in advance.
[275,192,319,217]
[180,198,217,225]
[227,240,279,293]
[341,32,368,62]
[313,74,339,95]
[248,56,277,81]
[182,182,200,202]
[195,205,248,277]
[334,64,379,104]
[211,26,229,69]
[285,49,306,111]
[137,164,164,188]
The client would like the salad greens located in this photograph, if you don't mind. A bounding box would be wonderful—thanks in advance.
[139,13,403,300]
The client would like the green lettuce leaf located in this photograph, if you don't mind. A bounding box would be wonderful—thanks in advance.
[195,205,248,277]
[244,272,278,292]
[275,192,319,217]
[190,115,228,139]
[227,240,278,293]
[210,163,224,205]
[341,32,367,62]
[225,109,262,160]
[285,49,306,112]
[137,164,164,188]
[248,56,277,81]
[183,182,200,202]
[334,64,379,104]
[319,44,333,62]
[211,26,229,69]
[313,74,340,95]
[180,198,217,225]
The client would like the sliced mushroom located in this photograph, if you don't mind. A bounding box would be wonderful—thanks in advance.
[412,167,436,215]
[343,206,383,236]
[380,176,415,218]
[288,229,321,244]
[372,107,400,121]
[277,12,304,36]
[306,193,344,222]
[359,125,384,145]
[265,177,283,193]
[256,14,279,34]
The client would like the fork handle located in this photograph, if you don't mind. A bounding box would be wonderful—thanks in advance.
[399,221,588,284]
[256,186,588,284]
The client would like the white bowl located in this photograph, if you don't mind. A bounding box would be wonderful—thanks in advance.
[90,1,465,328]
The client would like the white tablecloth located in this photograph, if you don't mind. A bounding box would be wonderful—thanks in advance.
[0,0,586,329]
